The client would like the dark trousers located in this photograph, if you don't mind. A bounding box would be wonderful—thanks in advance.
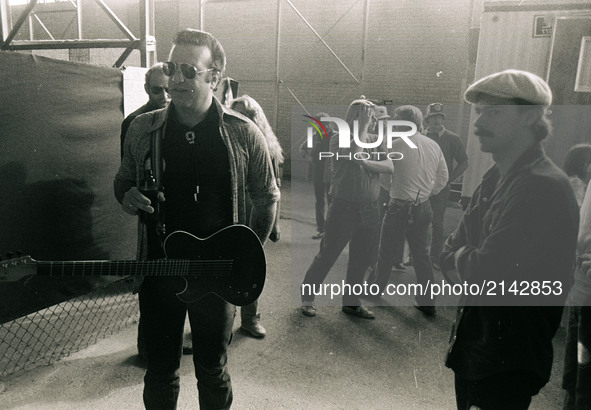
[377,187,403,265]
[302,198,379,306]
[139,277,235,410]
[313,161,331,233]
[563,305,591,410]
[454,372,540,410]
[429,184,450,260]
[373,200,434,305]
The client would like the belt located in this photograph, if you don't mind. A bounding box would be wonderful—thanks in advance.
[389,197,429,207]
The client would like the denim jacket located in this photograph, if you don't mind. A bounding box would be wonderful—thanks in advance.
[114,97,280,263]
[440,143,579,384]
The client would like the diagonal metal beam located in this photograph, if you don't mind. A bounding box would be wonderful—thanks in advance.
[32,13,55,40]
[279,80,311,116]
[1,0,38,50]
[113,40,140,68]
[284,0,360,84]
[60,15,77,39]
[324,0,362,36]
[94,0,137,41]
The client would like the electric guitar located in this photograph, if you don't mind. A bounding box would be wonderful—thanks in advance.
[0,225,266,306]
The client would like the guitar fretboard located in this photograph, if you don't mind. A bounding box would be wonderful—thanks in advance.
[36,259,234,277]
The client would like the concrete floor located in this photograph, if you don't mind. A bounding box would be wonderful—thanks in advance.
[0,178,566,409]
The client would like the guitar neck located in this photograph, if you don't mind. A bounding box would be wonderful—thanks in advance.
[36,259,233,277]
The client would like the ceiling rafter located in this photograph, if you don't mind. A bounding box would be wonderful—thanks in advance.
[0,0,155,67]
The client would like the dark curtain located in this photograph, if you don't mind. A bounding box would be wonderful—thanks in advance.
[0,51,137,322]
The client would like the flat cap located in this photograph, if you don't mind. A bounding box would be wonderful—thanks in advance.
[464,69,552,106]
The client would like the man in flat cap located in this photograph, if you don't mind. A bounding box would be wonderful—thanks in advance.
[440,69,579,409]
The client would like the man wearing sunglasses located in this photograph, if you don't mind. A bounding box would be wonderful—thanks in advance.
[114,29,279,409]
[120,63,170,159]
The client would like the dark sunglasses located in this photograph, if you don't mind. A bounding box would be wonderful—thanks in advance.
[163,61,213,79]
[150,86,169,95]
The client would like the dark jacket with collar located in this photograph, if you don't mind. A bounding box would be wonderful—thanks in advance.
[440,143,579,386]
[114,97,280,262]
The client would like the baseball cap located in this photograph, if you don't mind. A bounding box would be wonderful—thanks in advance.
[425,103,445,120]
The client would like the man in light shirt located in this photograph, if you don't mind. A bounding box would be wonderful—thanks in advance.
[370,105,448,316]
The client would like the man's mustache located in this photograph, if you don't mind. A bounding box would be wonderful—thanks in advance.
[475,129,493,138]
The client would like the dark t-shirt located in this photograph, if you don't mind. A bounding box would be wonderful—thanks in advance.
[425,128,467,175]
[147,104,232,258]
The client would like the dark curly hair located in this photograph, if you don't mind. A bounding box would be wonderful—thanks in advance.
[172,29,226,74]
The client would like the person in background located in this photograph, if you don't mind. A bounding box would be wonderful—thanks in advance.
[114,29,279,409]
[369,105,448,316]
[563,176,591,409]
[300,112,336,239]
[230,94,283,338]
[119,62,170,362]
[440,69,579,409]
[300,98,393,319]
[374,107,391,222]
[120,63,170,159]
[559,144,591,408]
[374,106,406,271]
[424,103,468,271]
[563,143,591,207]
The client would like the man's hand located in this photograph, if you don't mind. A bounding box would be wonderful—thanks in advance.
[358,105,375,136]
[578,253,591,277]
[121,186,157,215]
[249,202,277,246]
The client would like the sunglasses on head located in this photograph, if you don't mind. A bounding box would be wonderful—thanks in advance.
[150,86,169,95]
[163,61,214,79]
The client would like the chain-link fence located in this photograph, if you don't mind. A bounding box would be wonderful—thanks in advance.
[0,278,138,377]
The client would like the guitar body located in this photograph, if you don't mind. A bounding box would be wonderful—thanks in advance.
[0,225,266,307]
[163,225,266,306]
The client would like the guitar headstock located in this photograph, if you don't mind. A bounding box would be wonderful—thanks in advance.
[0,253,38,282]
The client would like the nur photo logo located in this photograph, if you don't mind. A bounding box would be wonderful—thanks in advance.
[303,115,418,161]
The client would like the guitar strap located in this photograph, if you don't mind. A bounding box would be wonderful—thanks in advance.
[151,127,164,190]
[150,126,166,236]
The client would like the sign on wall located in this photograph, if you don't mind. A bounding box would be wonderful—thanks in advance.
[533,15,553,37]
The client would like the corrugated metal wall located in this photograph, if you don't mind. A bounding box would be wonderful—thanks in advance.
[201,0,474,177]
